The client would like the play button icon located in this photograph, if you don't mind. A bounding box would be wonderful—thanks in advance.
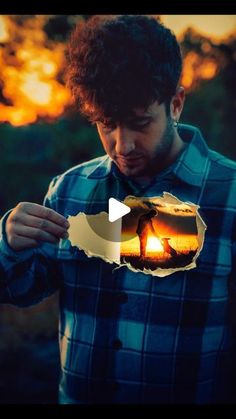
[109,198,131,222]
[85,197,134,243]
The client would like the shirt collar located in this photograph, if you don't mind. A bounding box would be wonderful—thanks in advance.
[87,124,210,187]
[173,124,209,186]
[86,155,112,179]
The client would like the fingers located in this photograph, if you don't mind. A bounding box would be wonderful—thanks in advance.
[13,224,62,245]
[17,202,69,228]
[7,235,40,251]
[16,212,69,240]
[6,202,70,251]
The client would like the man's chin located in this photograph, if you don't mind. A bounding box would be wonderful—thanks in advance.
[117,164,146,177]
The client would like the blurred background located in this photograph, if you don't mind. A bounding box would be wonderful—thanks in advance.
[0,15,235,403]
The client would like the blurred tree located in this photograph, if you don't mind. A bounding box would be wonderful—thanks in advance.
[181,30,236,160]
[0,114,103,216]
[43,15,83,42]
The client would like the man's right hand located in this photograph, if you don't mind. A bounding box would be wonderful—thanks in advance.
[5,202,70,251]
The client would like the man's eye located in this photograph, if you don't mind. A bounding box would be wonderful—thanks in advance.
[129,121,150,130]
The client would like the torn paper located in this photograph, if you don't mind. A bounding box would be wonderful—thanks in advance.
[68,211,121,264]
[67,192,207,277]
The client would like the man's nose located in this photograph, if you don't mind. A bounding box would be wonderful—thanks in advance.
[114,126,135,155]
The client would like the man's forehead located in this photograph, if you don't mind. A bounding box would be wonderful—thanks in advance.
[123,101,163,122]
[87,100,162,122]
[131,101,161,118]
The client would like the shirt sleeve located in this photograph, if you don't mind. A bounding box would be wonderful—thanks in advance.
[231,240,236,283]
[228,215,236,311]
[0,177,62,307]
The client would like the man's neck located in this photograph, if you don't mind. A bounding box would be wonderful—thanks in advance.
[163,132,187,171]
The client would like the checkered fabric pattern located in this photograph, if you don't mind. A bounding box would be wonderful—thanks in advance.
[1,124,236,404]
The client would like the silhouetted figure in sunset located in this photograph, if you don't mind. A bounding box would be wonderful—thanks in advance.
[161,237,178,257]
[136,209,158,259]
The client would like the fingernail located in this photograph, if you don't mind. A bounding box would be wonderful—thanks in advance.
[64,220,70,228]
[63,231,69,239]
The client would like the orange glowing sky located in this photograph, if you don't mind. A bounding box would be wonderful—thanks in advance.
[0,15,72,126]
[161,15,236,40]
[0,15,235,127]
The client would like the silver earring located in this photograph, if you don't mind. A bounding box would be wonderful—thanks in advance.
[173,119,179,128]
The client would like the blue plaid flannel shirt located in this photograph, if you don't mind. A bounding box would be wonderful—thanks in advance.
[0,124,236,404]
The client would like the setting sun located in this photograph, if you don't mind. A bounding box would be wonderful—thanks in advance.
[146,237,163,254]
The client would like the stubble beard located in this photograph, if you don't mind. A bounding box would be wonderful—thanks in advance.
[140,116,176,177]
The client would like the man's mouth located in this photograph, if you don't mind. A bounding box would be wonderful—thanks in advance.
[116,155,144,164]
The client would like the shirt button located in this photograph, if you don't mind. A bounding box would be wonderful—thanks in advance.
[116,292,128,304]
[112,339,123,350]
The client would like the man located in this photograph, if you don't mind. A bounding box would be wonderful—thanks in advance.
[136,209,158,259]
[0,15,236,404]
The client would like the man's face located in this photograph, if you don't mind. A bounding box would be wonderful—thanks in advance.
[95,100,178,178]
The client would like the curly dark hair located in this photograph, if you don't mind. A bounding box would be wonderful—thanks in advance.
[66,15,182,123]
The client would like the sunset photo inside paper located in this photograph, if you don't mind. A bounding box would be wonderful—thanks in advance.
[67,193,206,277]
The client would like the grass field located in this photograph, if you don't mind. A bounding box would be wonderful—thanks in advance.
[120,249,197,271]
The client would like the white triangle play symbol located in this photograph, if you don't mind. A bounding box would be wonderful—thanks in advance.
[108,198,131,222]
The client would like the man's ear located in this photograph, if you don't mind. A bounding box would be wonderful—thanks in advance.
[170,86,185,121]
